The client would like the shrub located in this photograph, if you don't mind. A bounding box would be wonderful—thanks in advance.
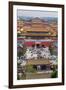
[26,65,37,73]
[51,70,58,78]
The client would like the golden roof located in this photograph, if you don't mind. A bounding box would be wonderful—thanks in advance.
[17,18,57,36]
[26,59,51,65]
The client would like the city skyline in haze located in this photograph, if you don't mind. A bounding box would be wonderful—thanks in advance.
[17,9,58,18]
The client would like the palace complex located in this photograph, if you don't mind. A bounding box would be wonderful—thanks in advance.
[17,17,58,79]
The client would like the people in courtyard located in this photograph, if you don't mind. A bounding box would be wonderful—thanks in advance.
[25,45,51,59]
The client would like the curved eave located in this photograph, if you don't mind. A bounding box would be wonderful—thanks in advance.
[21,33,57,37]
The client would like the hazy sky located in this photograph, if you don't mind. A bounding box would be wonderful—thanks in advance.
[17,9,58,18]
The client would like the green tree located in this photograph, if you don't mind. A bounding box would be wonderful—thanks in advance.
[51,70,58,78]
